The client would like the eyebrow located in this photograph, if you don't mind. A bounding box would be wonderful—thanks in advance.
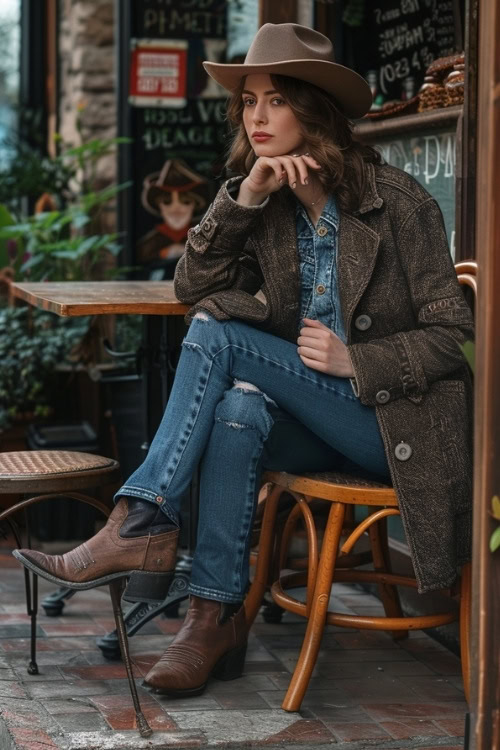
[242,89,279,96]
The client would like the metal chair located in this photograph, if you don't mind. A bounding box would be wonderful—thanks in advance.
[245,260,475,712]
[0,449,153,738]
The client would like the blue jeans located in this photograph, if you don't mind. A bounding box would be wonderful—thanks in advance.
[116,314,389,603]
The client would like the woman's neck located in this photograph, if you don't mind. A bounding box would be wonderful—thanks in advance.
[294,177,328,226]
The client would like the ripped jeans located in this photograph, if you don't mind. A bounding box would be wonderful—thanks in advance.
[116,314,390,603]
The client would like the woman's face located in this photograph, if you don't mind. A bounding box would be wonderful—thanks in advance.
[242,74,305,157]
[158,191,195,230]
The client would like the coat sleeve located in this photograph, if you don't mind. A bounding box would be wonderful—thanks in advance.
[348,198,474,407]
[174,177,266,305]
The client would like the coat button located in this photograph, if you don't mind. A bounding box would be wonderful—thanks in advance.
[375,389,390,404]
[317,225,328,237]
[355,314,372,331]
[395,442,412,461]
[155,495,163,503]
[316,284,326,295]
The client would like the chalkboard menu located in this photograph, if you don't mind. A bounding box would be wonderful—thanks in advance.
[350,0,461,104]
[376,128,456,258]
[119,0,231,278]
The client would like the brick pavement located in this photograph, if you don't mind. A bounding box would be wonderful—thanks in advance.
[0,546,467,749]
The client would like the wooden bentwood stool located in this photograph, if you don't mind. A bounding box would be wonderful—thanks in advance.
[245,261,476,712]
[0,450,154,738]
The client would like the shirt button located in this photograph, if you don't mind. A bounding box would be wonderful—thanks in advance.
[395,442,412,461]
[375,389,390,404]
[316,284,326,295]
[317,226,328,237]
[354,314,372,331]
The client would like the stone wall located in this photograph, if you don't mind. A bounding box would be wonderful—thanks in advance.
[58,0,116,188]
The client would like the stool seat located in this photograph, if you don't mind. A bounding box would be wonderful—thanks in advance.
[0,451,120,493]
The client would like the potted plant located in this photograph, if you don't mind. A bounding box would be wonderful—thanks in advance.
[0,107,134,443]
[0,306,89,440]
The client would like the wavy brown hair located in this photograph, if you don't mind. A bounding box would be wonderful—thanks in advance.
[225,74,381,213]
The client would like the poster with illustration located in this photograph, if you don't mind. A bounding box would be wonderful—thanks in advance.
[137,159,210,277]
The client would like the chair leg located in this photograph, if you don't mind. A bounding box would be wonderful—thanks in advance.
[459,561,471,704]
[281,501,345,712]
[245,485,284,627]
[108,580,152,738]
[368,516,407,640]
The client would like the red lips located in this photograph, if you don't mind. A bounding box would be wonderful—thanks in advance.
[252,131,273,142]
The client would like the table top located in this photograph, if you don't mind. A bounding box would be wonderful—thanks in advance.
[10,281,190,317]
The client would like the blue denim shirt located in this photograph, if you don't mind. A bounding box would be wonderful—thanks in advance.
[295,194,346,342]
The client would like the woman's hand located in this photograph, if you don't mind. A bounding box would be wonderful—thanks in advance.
[237,154,321,206]
[297,318,354,377]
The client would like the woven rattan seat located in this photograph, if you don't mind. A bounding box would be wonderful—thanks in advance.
[264,469,396,506]
[0,451,120,493]
[297,470,391,488]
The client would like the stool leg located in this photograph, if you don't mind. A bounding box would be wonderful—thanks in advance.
[282,501,345,712]
[24,569,39,675]
[459,561,471,704]
[108,580,152,738]
[368,516,407,640]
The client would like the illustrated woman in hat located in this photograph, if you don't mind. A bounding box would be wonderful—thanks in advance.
[138,159,209,275]
[15,25,473,700]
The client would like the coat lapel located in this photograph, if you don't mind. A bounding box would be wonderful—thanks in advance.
[338,213,380,339]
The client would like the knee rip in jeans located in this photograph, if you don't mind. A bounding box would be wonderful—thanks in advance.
[218,381,265,430]
[233,380,261,394]
[193,312,211,321]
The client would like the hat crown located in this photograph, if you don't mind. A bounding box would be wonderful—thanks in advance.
[244,23,335,66]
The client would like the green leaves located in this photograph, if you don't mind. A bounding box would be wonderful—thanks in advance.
[0,202,124,281]
[462,340,475,372]
[0,127,133,283]
[490,496,500,553]
[0,306,90,431]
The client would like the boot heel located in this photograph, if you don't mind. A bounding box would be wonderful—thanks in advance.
[123,571,174,604]
[212,641,247,681]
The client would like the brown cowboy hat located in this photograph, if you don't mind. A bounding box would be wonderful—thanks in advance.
[203,23,372,119]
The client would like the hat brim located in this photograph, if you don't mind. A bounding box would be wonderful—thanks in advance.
[203,59,372,119]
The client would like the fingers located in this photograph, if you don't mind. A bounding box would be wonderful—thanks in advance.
[302,317,329,329]
[277,156,299,189]
[298,353,329,373]
[276,154,321,189]
[297,345,327,362]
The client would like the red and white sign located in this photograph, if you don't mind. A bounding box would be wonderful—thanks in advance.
[129,39,188,108]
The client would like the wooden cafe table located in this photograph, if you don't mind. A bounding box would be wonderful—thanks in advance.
[10,280,194,658]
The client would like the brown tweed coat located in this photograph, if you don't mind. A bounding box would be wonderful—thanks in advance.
[174,163,474,593]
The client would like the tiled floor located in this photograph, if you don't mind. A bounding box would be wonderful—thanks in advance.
[0,545,467,749]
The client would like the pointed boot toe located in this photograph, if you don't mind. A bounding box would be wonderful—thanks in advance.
[12,498,179,603]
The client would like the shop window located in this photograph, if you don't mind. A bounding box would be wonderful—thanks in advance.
[0,0,21,168]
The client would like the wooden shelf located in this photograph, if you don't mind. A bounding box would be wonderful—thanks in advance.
[354,105,463,141]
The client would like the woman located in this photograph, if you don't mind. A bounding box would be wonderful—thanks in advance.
[14,23,473,698]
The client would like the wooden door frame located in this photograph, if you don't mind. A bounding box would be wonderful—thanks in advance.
[470,0,500,747]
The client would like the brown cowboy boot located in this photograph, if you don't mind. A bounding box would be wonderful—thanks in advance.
[143,595,247,696]
[12,498,179,603]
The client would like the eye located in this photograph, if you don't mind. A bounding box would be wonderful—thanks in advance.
[271,97,285,105]
[242,97,255,106]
